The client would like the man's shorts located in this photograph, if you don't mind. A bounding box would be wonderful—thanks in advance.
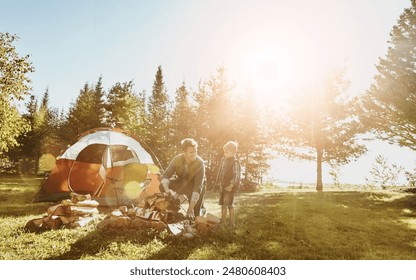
[219,191,236,207]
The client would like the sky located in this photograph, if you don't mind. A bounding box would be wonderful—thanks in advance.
[1,0,415,184]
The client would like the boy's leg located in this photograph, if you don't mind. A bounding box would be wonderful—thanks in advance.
[221,206,227,224]
[229,207,235,228]
[224,192,236,228]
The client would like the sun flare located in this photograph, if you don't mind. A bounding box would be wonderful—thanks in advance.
[242,40,339,110]
[245,48,295,108]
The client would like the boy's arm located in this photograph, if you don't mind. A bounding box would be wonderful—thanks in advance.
[213,159,224,190]
[227,160,241,192]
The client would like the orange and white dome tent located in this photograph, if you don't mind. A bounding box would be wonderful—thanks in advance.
[33,128,162,206]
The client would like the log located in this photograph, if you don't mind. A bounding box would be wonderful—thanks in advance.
[167,222,184,235]
[65,206,99,215]
[47,204,67,216]
[130,218,150,229]
[149,221,167,231]
[60,215,80,225]
[97,217,118,229]
[206,213,221,224]
[195,216,206,225]
[69,216,95,228]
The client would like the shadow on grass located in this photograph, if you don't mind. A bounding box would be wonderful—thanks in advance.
[47,227,164,260]
[0,174,47,217]
[0,190,51,217]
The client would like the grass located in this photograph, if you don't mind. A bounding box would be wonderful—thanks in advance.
[1,174,416,260]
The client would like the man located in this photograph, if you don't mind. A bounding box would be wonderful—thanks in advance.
[160,138,205,218]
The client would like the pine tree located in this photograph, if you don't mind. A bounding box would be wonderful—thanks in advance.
[360,0,416,150]
[192,81,211,160]
[93,76,106,125]
[278,69,366,191]
[193,66,237,185]
[146,66,171,167]
[235,82,272,186]
[8,89,64,173]
[106,80,146,133]
[171,81,195,154]
[62,79,105,143]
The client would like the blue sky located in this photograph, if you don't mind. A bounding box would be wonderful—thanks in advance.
[2,0,415,184]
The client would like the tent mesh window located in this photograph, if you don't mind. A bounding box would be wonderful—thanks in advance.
[110,145,136,162]
[76,144,108,164]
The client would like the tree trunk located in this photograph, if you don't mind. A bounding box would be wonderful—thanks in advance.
[244,153,249,181]
[316,147,323,191]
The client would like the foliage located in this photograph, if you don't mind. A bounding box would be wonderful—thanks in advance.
[192,66,239,184]
[5,89,66,174]
[61,78,105,143]
[277,69,367,191]
[170,81,195,153]
[405,167,416,187]
[234,83,272,185]
[106,80,146,134]
[329,164,341,189]
[0,33,33,155]
[365,155,405,189]
[359,0,416,150]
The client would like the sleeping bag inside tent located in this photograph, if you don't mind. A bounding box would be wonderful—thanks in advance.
[33,128,161,206]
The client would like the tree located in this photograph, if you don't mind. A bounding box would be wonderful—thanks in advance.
[171,81,195,152]
[62,78,105,143]
[146,66,171,167]
[277,69,366,191]
[234,81,272,186]
[106,80,146,133]
[36,89,63,162]
[193,66,237,185]
[7,89,63,173]
[0,33,33,155]
[365,155,405,189]
[360,0,416,150]
[192,80,211,160]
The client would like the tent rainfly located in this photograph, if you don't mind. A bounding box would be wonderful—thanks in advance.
[33,128,161,206]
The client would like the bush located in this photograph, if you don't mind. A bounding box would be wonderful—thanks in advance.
[239,179,260,192]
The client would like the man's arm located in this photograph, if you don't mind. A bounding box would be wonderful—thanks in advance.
[161,156,177,192]
[187,159,205,217]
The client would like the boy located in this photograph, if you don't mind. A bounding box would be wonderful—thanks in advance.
[214,141,241,228]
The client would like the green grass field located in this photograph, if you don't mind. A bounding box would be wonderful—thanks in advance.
[1,174,416,260]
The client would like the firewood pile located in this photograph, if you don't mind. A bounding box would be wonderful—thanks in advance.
[97,192,221,238]
[24,193,99,232]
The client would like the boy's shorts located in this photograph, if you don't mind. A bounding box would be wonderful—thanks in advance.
[219,191,236,207]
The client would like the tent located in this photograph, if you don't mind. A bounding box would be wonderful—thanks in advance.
[33,128,162,206]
